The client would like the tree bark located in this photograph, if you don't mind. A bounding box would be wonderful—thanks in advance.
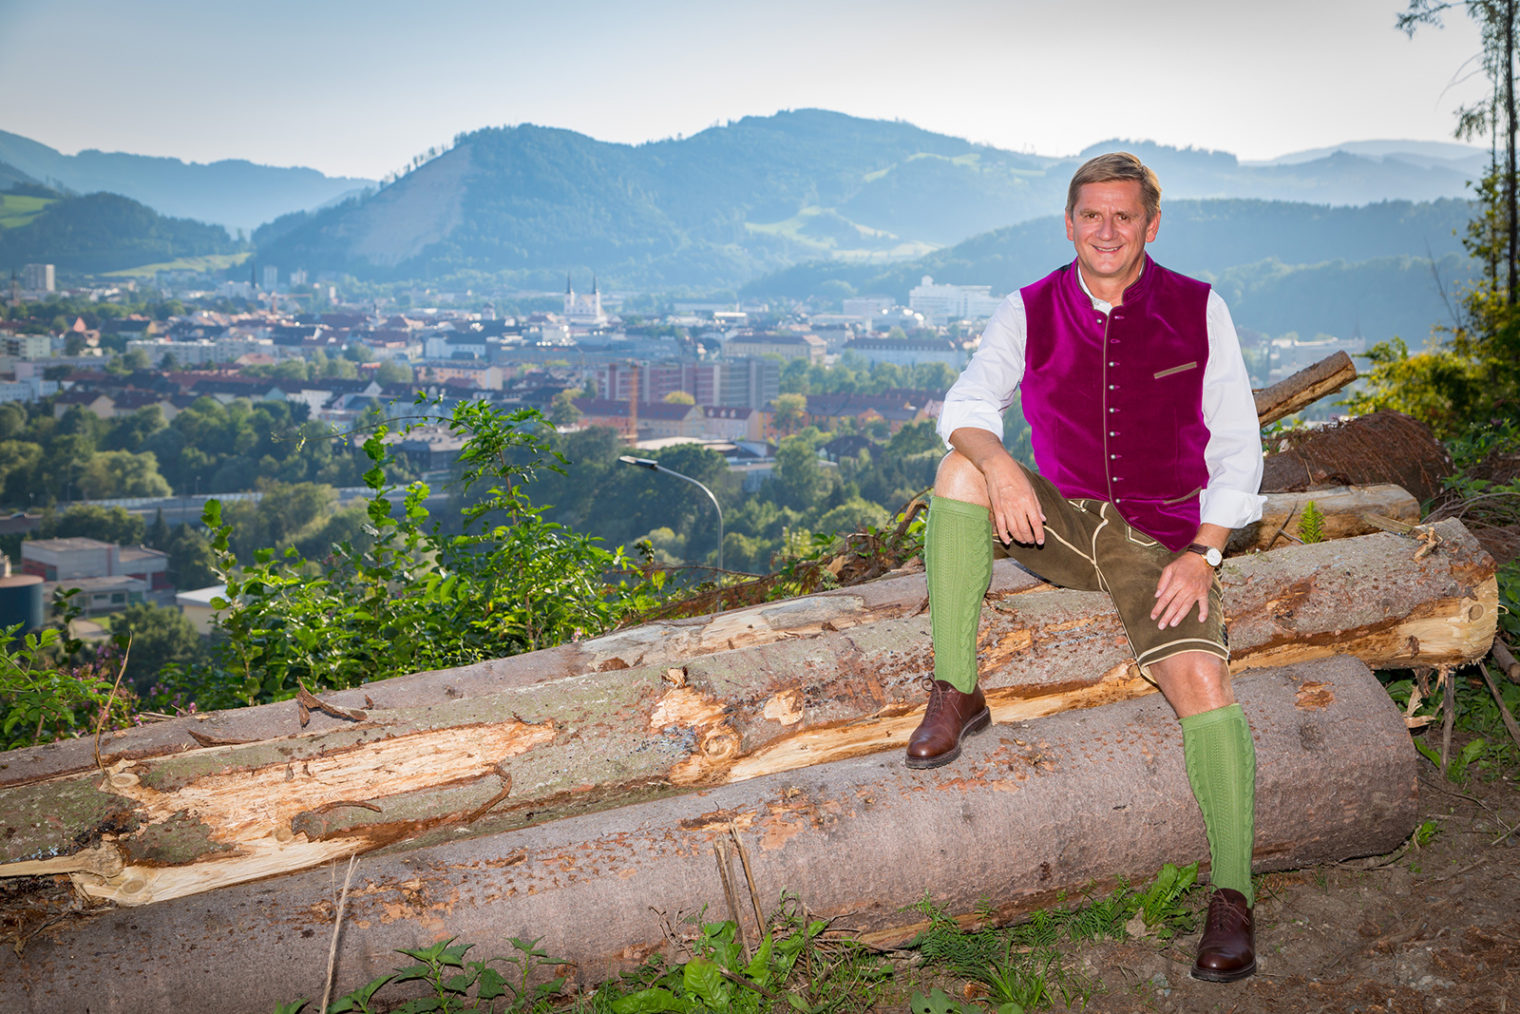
[1253,350,1357,427]
[0,656,1418,1013]
[1228,483,1419,552]
[0,521,1494,913]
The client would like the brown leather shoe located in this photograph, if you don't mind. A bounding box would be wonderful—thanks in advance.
[905,679,991,769]
[1191,888,1256,982]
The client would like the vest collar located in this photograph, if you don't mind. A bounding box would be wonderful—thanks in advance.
[1067,254,1156,311]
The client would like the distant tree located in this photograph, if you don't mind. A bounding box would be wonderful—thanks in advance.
[772,392,807,436]
[814,496,889,537]
[121,348,150,371]
[103,406,167,453]
[549,389,582,428]
[163,525,218,589]
[662,390,696,405]
[376,359,414,385]
[773,433,830,511]
[1401,0,1517,304]
[145,508,171,550]
[41,504,146,545]
[0,402,27,440]
[77,450,172,499]
[888,420,943,458]
[109,602,207,694]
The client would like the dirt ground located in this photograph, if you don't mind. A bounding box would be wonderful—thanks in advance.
[1038,745,1520,1014]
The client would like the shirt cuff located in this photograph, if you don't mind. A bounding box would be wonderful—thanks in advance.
[1200,487,1267,530]
[936,402,1006,447]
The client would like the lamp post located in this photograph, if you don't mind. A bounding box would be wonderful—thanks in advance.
[618,455,724,579]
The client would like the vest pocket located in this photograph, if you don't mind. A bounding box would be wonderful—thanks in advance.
[1153,361,1199,380]
[1161,485,1203,505]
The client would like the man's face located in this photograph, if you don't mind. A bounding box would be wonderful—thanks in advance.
[1064,180,1160,296]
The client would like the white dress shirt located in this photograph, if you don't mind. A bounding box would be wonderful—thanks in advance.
[938,271,1266,531]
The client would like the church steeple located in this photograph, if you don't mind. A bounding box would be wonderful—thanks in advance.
[566,273,573,296]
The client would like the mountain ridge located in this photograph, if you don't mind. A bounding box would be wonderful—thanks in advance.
[0,130,374,234]
[251,110,1484,290]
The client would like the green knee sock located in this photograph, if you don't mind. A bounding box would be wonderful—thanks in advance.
[1179,703,1257,904]
[926,495,993,694]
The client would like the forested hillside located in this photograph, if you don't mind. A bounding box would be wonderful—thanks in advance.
[0,190,241,275]
[252,110,1480,291]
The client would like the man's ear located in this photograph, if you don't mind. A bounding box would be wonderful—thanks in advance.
[1145,209,1161,243]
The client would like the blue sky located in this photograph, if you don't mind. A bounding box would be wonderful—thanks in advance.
[0,0,1492,179]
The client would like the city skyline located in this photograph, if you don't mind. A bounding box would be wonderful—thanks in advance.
[0,0,1495,180]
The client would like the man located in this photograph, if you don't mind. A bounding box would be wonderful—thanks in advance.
[908,152,1265,982]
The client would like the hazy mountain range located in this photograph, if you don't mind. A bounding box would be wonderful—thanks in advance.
[0,129,372,235]
[0,110,1491,341]
[250,110,1484,290]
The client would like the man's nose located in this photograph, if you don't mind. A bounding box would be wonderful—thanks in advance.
[1095,215,1117,239]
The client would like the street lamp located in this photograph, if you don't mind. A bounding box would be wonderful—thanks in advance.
[618,455,724,579]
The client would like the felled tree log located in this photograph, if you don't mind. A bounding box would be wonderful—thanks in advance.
[1253,350,1357,427]
[0,656,1417,1014]
[1228,483,1419,552]
[0,521,1494,914]
[0,484,1414,790]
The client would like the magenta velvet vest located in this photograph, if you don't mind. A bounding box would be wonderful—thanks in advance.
[1019,257,1212,551]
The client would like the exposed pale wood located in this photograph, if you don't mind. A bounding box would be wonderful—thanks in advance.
[0,521,1495,912]
[0,565,1046,790]
[1253,350,1357,427]
[1228,484,1420,552]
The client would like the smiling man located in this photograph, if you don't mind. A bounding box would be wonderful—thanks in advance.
[908,152,1266,982]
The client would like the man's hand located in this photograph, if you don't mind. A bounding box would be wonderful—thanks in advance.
[1150,551,1214,628]
[947,428,1045,546]
[982,454,1045,546]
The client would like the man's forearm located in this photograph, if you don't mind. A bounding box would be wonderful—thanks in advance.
[1192,523,1230,552]
[948,427,1014,474]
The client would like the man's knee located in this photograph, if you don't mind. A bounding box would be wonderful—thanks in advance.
[934,450,991,506]
[1148,651,1235,718]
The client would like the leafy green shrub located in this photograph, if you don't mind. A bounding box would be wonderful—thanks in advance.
[204,402,662,705]
[0,593,136,750]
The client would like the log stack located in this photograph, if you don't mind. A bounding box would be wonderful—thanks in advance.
[0,515,1500,1011]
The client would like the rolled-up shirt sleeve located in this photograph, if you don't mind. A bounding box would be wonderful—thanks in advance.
[1199,290,1266,529]
[936,294,1028,447]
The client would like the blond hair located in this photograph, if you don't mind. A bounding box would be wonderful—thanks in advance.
[1065,152,1161,221]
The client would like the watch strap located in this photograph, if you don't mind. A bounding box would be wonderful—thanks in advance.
[1186,542,1222,567]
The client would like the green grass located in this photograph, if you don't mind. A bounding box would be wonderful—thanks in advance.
[103,251,251,278]
[0,193,55,229]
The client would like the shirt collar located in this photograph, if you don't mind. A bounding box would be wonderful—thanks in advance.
[1074,268,1113,313]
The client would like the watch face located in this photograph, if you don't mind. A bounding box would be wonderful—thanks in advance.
[1206,547,1222,567]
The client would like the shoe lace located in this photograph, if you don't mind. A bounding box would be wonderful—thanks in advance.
[1205,892,1250,935]
[920,676,944,717]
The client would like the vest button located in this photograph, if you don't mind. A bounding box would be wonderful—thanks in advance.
[1108,361,1117,367]
[1108,384,1115,390]
[1109,431,1117,436]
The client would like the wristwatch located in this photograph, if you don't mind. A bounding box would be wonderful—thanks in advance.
[1186,543,1223,568]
